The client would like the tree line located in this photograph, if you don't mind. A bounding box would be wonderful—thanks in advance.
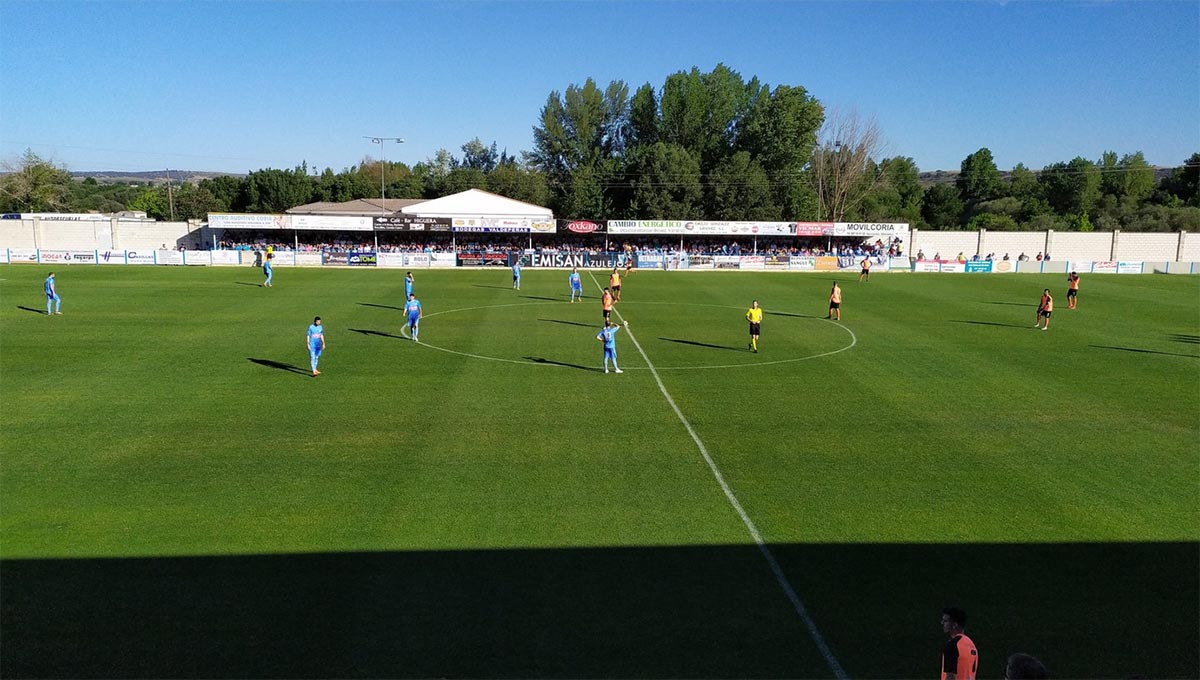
[2,64,1197,232]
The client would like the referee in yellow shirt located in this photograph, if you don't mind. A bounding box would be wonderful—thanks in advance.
[746,300,763,353]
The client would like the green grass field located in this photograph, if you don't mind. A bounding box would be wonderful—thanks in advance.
[2,263,1197,679]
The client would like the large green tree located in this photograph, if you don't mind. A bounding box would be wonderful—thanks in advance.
[627,143,702,218]
[921,183,964,229]
[956,148,1003,204]
[707,151,778,221]
[0,149,72,212]
[1039,157,1100,216]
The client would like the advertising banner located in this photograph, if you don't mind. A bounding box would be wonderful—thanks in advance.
[558,219,607,235]
[913,260,942,273]
[266,251,293,266]
[814,256,839,272]
[527,251,599,268]
[324,253,349,266]
[456,252,511,266]
[98,250,126,265]
[184,250,212,266]
[404,254,432,267]
[373,216,453,232]
[295,252,322,266]
[833,222,910,238]
[1093,261,1118,274]
[990,259,1016,273]
[637,253,665,269]
[687,254,714,270]
[939,261,966,273]
[208,213,286,230]
[377,252,405,268]
[794,222,835,237]
[764,255,790,268]
[680,221,797,236]
[9,248,38,263]
[0,249,8,264]
[156,250,184,265]
[607,220,685,235]
[789,256,816,271]
[287,214,373,231]
[210,250,240,265]
[740,255,766,270]
[965,261,993,273]
[531,220,556,233]
[126,251,156,264]
[430,253,457,268]
[67,251,97,264]
[889,257,911,270]
[348,251,377,267]
[714,255,741,270]
[450,218,529,233]
[1068,261,1092,273]
[1117,261,1144,274]
[38,250,72,264]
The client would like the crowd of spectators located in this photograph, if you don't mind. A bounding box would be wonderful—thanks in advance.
[208,231,904,257]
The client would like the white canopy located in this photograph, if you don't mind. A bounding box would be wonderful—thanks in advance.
[400,189,552,219]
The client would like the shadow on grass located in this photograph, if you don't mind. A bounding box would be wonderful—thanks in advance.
[765,310,814,319]
[349,328,404,340]
[246,357,311,376]
[520,295,562,302]
[15,306,46,315]
[660,337,747,352]
[523,356,598,371]
[1169,333,1200,344]
[233,282,262,287]
[983,301,1033,307]
[472,284,513,290]
[1090,344,1199,359]
[1,542,1194,679]
[949,320,1033,329]
[358,302,403,311]
[539,318,594,328]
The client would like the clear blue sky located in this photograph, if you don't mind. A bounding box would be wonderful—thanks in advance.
[1,0,1196,174]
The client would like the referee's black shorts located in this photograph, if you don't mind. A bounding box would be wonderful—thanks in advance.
[749,322,761,335]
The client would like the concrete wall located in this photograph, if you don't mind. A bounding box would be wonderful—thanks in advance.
[1049,232,1112,260]
[0,217,197,251]
[978,231,1048,260]
[0,220,37,248]
[113,221,194,250]
[1114,232,1182,260]
[1180,232,1200,261]
[910,230,979,259]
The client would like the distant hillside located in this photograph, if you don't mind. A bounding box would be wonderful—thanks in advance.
[69,170,244,184]
[919,166,1177,188]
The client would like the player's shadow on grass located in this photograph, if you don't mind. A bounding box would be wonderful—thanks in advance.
[983,300,1032,307]
[349,328,404,340]
[15,306,46,315]
[949,319,1031,329]
[539,318,594,328]
[520,295,562,302]
[1169,333,1200,344]
[1090,344,1199,359]
[524,356,598,371]
[765,310,814,319]
[246,358,311,375]
[660,337,747,352]
[472,284,514,290]
[2,542,1195,679]
[233,282,262,287]
[358,302,404,311]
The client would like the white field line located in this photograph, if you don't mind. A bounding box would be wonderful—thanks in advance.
[588,272,848,679]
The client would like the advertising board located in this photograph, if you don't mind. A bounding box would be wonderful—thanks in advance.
[1117,261,1144,274]
[210,250,241,265]
[814,256,839,272]
[964,261,993,273]
[558,220,606,234]
[833,222,910,238]
[0,249,8,264]
[714,255,741,270]
[156,250,184,265]
[606,220,685,235]
[126,251,156,264]
[184,250,212,266]
[323,253,349,266]
[793,222,834,237]
[9,248,38,263]
[1093,261,1118,273]
[97,250,126,265]
[287,214,373,231]
[1068,261,1092,273]
[913,260,942,273]
[208,213,286,230]
[789,256,816,271]
[740,256,766,270]
[763,255,790,269]
[295,252,322,266]
[939,261,966,273]
[430,253,457,268]
[990,259,1016,273]
[348,251,377,267]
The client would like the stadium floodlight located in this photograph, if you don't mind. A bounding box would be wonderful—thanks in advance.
[363,136,405,208]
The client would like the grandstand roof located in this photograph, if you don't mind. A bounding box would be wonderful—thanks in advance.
[287,198,425,215]
[400,189,552,218]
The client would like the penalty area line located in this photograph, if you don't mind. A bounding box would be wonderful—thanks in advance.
[586,272,848,679]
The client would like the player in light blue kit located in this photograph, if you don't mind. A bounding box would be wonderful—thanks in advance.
[44,272,62,315]
[596,319,628,374]
[262,251,273,287]
[306,316,325,376]
[512,260,521,290]
[404,293,423,341]
[405,271,414,298]
[569,267,583,302]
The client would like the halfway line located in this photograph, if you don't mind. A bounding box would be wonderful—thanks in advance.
[587,272,848,679]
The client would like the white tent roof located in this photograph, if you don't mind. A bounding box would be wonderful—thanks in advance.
[400,189,552,218]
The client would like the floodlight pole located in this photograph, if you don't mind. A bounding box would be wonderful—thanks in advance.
[364,136,405,207]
